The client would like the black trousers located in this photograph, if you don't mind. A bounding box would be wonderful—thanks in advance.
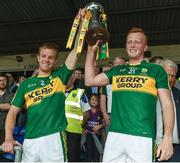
[84,133,101,162]
[0,129,5,144]
[66,131,82,162]
[168,144,180,162]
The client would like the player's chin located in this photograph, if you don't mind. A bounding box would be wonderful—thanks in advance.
[129,52,139,58]
[41,66,52,72]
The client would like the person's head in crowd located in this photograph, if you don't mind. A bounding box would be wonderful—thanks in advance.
[0,73,8,91]
[159,59,178,87]
[150,56,163,64]
[66,72,84,90]
[126,27,148,64]
[5,73,15,85]
[18,75,26,84]
[113,57,125,66]
[37,42,59,75]
[74,67,83,80]
[89,94,100,111]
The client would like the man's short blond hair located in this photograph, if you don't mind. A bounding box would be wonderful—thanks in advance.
[38,42,59,58]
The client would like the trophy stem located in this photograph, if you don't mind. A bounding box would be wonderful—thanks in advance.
[91,9,101,22]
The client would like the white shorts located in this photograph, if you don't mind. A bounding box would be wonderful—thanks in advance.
[103,132,155,162]
[22,132,67,162]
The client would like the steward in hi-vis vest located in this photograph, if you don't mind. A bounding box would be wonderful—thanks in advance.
[65,88,85,134]
[65,77,90,162]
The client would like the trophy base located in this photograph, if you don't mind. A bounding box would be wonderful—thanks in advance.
[85,22,109,46]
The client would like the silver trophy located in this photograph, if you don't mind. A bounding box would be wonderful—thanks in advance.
[85,2,110,46]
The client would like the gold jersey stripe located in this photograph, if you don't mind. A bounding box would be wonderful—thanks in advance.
[25,78,66,108]
[112,75,157,96]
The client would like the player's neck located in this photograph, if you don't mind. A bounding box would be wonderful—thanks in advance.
[129,58,143,65]
[38,69,51,76]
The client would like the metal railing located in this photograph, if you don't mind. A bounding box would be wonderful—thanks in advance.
[0,145,22,162]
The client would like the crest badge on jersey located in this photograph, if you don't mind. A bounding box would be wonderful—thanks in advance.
[141,68,148,73]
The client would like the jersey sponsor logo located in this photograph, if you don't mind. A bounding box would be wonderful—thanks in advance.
[112,75,157,96]
[25,77,66,108]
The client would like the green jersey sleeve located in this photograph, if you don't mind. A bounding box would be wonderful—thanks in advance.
[154,64,169,89]
[11,83,25,109]
[104,67,116,83]
[54,64,73,85]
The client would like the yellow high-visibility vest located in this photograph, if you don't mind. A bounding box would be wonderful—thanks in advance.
[65,88,84,134]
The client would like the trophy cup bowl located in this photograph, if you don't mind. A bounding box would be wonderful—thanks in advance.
[85,2,110,46]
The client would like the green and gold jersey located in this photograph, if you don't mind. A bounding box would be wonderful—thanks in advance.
[12,64,73,139]
[105,60,169,139]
